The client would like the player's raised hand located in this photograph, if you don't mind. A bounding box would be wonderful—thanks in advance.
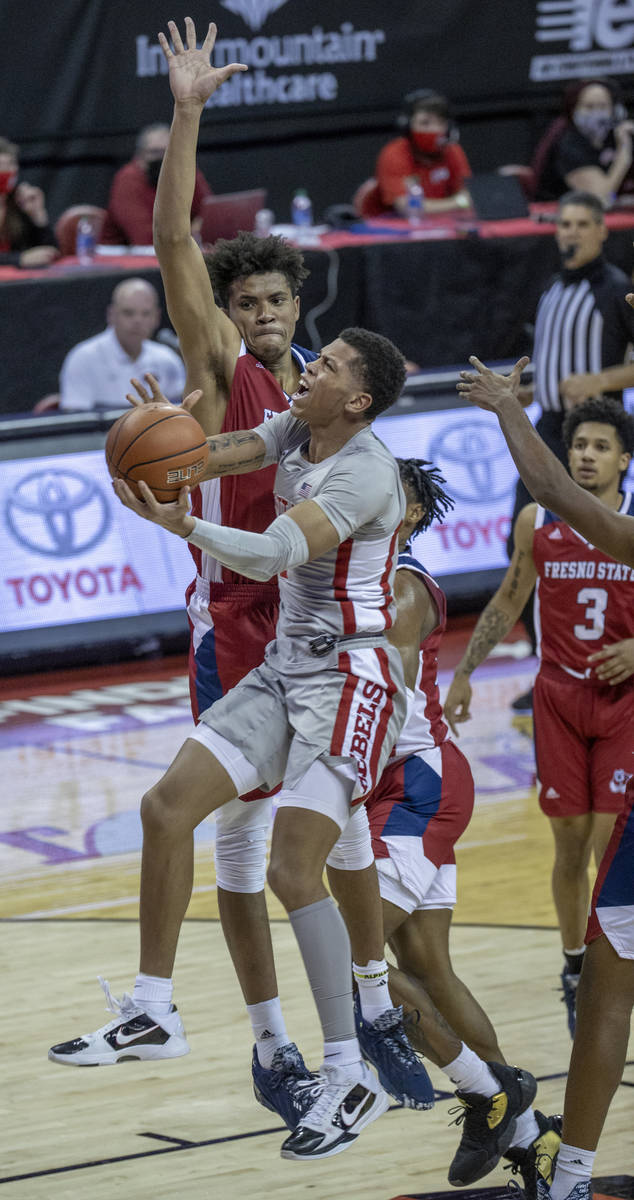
[113,477,195,537]
[443,674,473,737]
[627,292,634,309]
[158,17,247,106]
[126,372,203,411]
[456,355,530,412]
[587,638,634,685]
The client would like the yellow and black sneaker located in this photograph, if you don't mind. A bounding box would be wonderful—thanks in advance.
[447,1062,538,1186]
[505,1111,562,1200]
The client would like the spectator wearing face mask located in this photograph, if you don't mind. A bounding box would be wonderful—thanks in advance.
[100,123,213,246]
[0,137,59,268]
[533,79,634,206]
[375,89,472,216]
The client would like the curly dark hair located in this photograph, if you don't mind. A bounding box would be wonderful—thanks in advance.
[337,327,407,419]
[563,396,634,455]
[397,458,454,539]
[206,232,310,307]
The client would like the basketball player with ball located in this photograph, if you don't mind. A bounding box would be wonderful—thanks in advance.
[48,14,433,1151]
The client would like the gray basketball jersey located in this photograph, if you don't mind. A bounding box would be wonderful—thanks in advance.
[253,411,405,641]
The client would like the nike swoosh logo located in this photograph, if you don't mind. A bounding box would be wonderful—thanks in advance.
[341,1089,372,1128]
[114,1024,160,1046]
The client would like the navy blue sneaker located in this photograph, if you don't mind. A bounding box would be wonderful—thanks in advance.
[448,1062,538,1185]
[354,993,435,1110]
[560,968,580,1038]
[252,1042,321,1130]
[505,1110,562,1200]
[536,1181,591,1200]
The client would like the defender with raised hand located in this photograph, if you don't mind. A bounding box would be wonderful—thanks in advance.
[456,348,634,1200]
[445,396,634,1038]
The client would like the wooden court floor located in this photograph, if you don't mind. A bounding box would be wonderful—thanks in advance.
[1,635,632,1197]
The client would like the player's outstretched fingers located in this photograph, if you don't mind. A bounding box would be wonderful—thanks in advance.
[182,389,203,411]
[127,376,152,407]
[627,293,634,309]
[201,21,217,55]
[468,356,490,374]
[167,19,185,55]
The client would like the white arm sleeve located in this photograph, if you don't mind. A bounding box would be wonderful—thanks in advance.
[187,511,310,583]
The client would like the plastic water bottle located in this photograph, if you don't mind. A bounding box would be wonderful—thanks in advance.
[254,208,274,237]
[291,188,313,229]
[76,217,96,264]
[405,179,424,227]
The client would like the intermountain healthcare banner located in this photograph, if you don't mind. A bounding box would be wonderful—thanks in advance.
[5,1,634,148]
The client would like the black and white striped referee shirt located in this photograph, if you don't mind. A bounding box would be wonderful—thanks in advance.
[533,254,634,412]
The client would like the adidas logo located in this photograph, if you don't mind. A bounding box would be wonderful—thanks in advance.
[548,527,563,539]
[545,786,560,799]
[259,1029,274,1039]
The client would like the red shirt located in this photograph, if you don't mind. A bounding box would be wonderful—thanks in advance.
[375,137,471,207]
[100,160,212,245]
[532,496,634,682]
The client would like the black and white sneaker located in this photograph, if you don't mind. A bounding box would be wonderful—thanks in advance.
[48,977,190,1066]
[280,1060,389,1161]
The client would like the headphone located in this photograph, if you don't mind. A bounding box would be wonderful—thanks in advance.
[397,89,459,142]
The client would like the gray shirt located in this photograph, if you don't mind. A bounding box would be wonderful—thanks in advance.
[254,410,406,641]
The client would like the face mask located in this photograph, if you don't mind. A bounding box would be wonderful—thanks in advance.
[573,110,613,142]
[411,130,446,155]
[0,170,17,195]
[145,159,163,188]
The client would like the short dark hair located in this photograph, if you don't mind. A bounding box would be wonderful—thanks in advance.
[398,458,454,538]
[207,232,310,307]
[410,92,449,121]
[338,327,407,419]
[563,396,634,455]
[557,190,606,221]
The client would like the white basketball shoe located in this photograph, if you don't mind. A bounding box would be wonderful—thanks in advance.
[48,977,190,1066]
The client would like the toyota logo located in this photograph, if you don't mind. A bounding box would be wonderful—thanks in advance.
[430,420,513,503]
[5,468,111,557]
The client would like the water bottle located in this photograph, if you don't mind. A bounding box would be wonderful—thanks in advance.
[254,207,274,237]
[405,179,424,227]
[76,217,96,264]
[291,188,313,229]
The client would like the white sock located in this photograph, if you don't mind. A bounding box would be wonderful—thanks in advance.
[442,1044,500,1096]
[510,1107,540,1149]
[132,972,173,1018]
[551,1143,595,1200]
[353,958,392,1022]
[322,1037,362,1071]
[247,997,290,1069]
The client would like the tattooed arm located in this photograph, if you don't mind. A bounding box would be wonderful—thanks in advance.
[443,504,538,735]
[199,428,267,480]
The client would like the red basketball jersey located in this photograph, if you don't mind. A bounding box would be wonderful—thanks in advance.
[532,493,634,680]
[188,344,315,588]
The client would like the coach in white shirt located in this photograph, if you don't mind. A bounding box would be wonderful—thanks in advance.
[58,277,186,411]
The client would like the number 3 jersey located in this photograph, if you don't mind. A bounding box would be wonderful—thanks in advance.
[532,493,634,682]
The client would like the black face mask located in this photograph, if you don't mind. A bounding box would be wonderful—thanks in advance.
[145,159,162,188]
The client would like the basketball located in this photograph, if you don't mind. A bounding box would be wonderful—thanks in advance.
[105,404,209,502]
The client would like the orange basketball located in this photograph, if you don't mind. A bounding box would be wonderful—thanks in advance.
[105,404,209,502]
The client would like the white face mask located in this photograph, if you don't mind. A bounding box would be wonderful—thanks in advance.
[573,109,613,142]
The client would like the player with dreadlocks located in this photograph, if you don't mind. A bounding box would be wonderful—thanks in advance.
[327,458,559,1195]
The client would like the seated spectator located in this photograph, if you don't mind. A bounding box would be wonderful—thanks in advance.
[0,137,58,268]
[534,78,634,205]
[58,277,186,411]
[100,123,212,246]
[375,90,471,216]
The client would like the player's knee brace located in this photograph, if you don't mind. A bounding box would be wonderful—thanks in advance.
[326,806,375,872]
[214,823,268,892]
